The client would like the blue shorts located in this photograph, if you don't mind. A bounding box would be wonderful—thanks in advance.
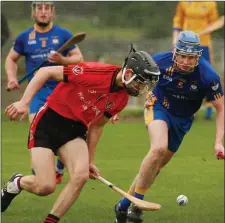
[29,86,55,114]
[144,95,194,152]
[201,46,210,63]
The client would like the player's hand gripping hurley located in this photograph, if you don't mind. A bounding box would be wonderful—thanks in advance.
[96,176,161,211]
[6,32,86,91]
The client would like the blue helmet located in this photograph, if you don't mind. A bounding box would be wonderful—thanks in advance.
[173,31,203,74]
[175,31,202,56]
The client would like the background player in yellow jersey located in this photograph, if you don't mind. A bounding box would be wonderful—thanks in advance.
[172,1,220,120]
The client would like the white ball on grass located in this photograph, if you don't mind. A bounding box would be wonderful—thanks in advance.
[176,195,188,206]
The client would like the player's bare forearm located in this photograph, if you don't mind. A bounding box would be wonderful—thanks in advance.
[87,115,109,163]
[61,47,84,65]
[20,66,64,105]
[213,97,224,145]
[199,16,224,36]
[61,54,83,65]
[172,30,180,46]
[5,48,21,80]
[5,55,18,80]
[215,108,224,145]
[87,125,104,164]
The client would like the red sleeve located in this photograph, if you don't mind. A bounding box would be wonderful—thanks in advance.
[63,65,96,86]
[63,62,121,80]
[63,64,114,94]
[63,65,81,83]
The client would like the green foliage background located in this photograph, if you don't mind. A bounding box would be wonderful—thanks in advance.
[1,2,224,107]
[2,1,224,39]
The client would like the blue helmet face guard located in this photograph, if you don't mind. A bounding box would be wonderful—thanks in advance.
[173,31,203,74]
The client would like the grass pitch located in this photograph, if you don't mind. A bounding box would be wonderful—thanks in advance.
[1,111,224,223]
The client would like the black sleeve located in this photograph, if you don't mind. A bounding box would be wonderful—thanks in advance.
[63,74,69,83]
[104,112,113,119]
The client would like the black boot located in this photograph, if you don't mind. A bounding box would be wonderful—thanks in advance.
[1,173,23,212]
[127,204,143,223]
[114,203,128,223]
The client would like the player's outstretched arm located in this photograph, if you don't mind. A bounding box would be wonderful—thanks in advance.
[19,65,64,105]
[87,115,109,178]
[5,66,64,121]
[212,96,224,159]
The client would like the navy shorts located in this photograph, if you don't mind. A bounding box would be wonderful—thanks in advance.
[28,104,87,155]
[144,93,194,152]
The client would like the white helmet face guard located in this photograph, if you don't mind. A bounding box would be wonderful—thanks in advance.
[122,66,136,85]
[122,67,159,96]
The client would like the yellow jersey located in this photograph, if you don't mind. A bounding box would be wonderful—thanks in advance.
[173,1,219,46]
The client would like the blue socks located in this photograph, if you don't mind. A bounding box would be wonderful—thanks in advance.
[118,197,131,211]
[205,107,212,119]
[134,192,144,200]
[118,192,145,211]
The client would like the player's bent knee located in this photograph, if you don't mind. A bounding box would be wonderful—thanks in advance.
[69,172,89,186]
[150,146,167,159]
[36,183,56,196]
[158,161,167,172]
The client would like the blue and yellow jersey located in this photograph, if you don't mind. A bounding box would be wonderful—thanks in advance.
[13,23,75,88]
[173,2,219,47]
[152,52,224,117]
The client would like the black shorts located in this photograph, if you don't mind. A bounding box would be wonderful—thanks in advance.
[28,104,87,155]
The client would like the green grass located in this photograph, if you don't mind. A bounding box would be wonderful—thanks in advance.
[8,17,141,42]
[1,111,224,223]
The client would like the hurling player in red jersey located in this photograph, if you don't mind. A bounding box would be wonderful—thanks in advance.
[2,47,160,222]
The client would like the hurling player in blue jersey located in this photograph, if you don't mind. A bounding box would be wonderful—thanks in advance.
[5,1,83,184]
[114,31,224,223]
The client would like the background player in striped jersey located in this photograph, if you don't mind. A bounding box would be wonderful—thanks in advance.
[5,1,83,183]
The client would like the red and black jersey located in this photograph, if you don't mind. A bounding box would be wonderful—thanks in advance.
[47,62,129,126]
